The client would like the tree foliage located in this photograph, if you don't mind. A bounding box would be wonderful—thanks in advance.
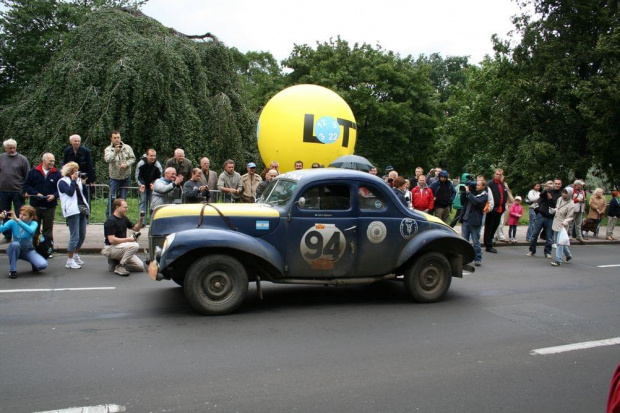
[0,7,256,177]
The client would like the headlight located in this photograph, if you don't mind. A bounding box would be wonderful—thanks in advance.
[161,233,176,255]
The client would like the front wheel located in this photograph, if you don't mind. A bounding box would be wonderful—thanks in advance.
[404,252,452,303]
[184,254,248,315]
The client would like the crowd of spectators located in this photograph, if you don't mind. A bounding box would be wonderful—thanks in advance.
[0,133,617,278]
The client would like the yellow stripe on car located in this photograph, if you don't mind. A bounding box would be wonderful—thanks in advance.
[152,203,280,220]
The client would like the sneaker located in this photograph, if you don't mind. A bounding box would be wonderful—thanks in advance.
[114,264,130,276]
[48,253,54,259]
[551,243,557,249]
[565,256,572,263]
[73,254,84,265]
[65,259,81,269]
[474,261,482,267]
[550,261,560,266]
[486,247,498,253]
[8,271,17,279]
[526,251,534,257]
[108,258,120,272]
[545,253,552,259]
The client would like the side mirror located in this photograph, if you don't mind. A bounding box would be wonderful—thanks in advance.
[297,197,306,208]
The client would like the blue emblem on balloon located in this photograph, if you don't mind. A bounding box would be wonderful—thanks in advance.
[314,116,340,144]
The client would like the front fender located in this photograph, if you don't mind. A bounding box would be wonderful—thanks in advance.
[160,228,284,275]
[396,229,475,269]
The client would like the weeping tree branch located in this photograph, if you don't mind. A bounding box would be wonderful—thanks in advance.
[119,7,219,41]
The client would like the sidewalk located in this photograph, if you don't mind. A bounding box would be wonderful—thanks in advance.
[0,223,617,255]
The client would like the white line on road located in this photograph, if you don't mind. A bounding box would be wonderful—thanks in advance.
[531,337,620,355]
[598,264,620,268]
[35,404,125,413]
[0,287,116,294]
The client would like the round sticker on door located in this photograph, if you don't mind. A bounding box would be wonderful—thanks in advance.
[367,221,387,243]
[300,224,346,267]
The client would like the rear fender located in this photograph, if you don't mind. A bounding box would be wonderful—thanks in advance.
[396,229,475,277]
[160,228,284,276]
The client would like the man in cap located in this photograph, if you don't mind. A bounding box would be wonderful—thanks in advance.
[241,162,262,203]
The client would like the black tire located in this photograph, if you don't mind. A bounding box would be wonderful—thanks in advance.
[404,252,452,303]
[184,254,248,315]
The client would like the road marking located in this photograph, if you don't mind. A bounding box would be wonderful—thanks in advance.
[531,337,620,355]
[598,264,620,268]
[0,287,115,294]
[35,404,125,413]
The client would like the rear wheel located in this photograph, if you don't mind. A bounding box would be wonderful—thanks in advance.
[404,252,452,303]
[184,254,248,315]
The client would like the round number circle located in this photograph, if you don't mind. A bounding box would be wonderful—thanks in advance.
[300,224,346,265]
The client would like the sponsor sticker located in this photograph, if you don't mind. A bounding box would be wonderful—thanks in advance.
[400,218,418,239]
[367,221,387,243]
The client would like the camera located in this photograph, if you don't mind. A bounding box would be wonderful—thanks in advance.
[132,232,141,241]
[79,172,88,179]
[459,181,478,193]
[139,211,146,218]
[6,211,12,218]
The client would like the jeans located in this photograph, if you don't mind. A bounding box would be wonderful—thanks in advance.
[7,242,48,272]
[608,216,617,238]
[66,213,87,253]
[0,191,24,240]
[462,222,482,262]
[139,188,153,222]
[571,211,584,239]
[529,214,553,255]
[526,207,537,240]
[555,231,572,263]
[108,178,130,217]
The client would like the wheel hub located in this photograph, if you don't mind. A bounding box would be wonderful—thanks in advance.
[202,270,233,300]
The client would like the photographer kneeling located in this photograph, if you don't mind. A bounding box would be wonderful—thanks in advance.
[102,198,145,276]
[460,178,488,267]
[0,206,47,279]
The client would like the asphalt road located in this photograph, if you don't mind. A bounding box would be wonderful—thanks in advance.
[0,246,618,412]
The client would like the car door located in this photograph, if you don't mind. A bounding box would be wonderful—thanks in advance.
[284,182,357,278]
[355,183,414,277]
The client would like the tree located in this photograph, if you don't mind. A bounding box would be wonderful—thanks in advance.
[0,0,148,104]
[0,7,255,177]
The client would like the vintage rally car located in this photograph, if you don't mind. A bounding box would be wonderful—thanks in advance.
[147,169,475,315]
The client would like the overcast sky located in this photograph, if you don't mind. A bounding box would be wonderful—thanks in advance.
[141,0,525,64]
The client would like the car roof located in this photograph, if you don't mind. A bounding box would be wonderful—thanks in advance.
[276,168,385,185]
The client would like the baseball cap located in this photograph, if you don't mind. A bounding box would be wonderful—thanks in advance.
[385,165,394,172]
[247,162,256,168]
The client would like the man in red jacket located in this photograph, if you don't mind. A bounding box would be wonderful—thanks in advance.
[411,175,434,213]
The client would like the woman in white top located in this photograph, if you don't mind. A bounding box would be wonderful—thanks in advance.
[57,162,89,269]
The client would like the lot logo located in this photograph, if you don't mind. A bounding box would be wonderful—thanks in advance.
[257,84,357,172]
[400,218,418,239]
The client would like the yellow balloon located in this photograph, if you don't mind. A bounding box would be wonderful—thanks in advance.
[257,84,357,172]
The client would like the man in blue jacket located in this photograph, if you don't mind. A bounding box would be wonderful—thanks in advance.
[429,170,456,224]
[23,153,61,256]
[62,134,95,208]
[460,178,488,266]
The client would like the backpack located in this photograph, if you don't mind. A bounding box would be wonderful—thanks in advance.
[34,233,53,259]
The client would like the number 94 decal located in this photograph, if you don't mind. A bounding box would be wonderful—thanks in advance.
[300,224,346,267]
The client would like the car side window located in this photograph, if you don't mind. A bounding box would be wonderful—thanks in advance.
[299,184,350,210]
[359,186,385,211]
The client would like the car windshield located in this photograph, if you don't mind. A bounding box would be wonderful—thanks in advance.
[260,179,298,206]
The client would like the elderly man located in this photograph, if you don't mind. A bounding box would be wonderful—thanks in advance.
[0,139,30,243]
[261,160,279,179]
[24,153,61,255]
[151,167,184,213]
[102,198,145,276]
[256,169,278,199]
[62,134,95,208]
[198,157,218,202]
[241,162,262,203]
[166,149,193,185]
[104,130,135,217]
[217,160,242,203]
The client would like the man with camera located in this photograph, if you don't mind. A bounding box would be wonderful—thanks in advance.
[23,153,61,256]
[460,178,489,266]
[102,198,144,276]
[104,130,136,217]
[183,168,210,203]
